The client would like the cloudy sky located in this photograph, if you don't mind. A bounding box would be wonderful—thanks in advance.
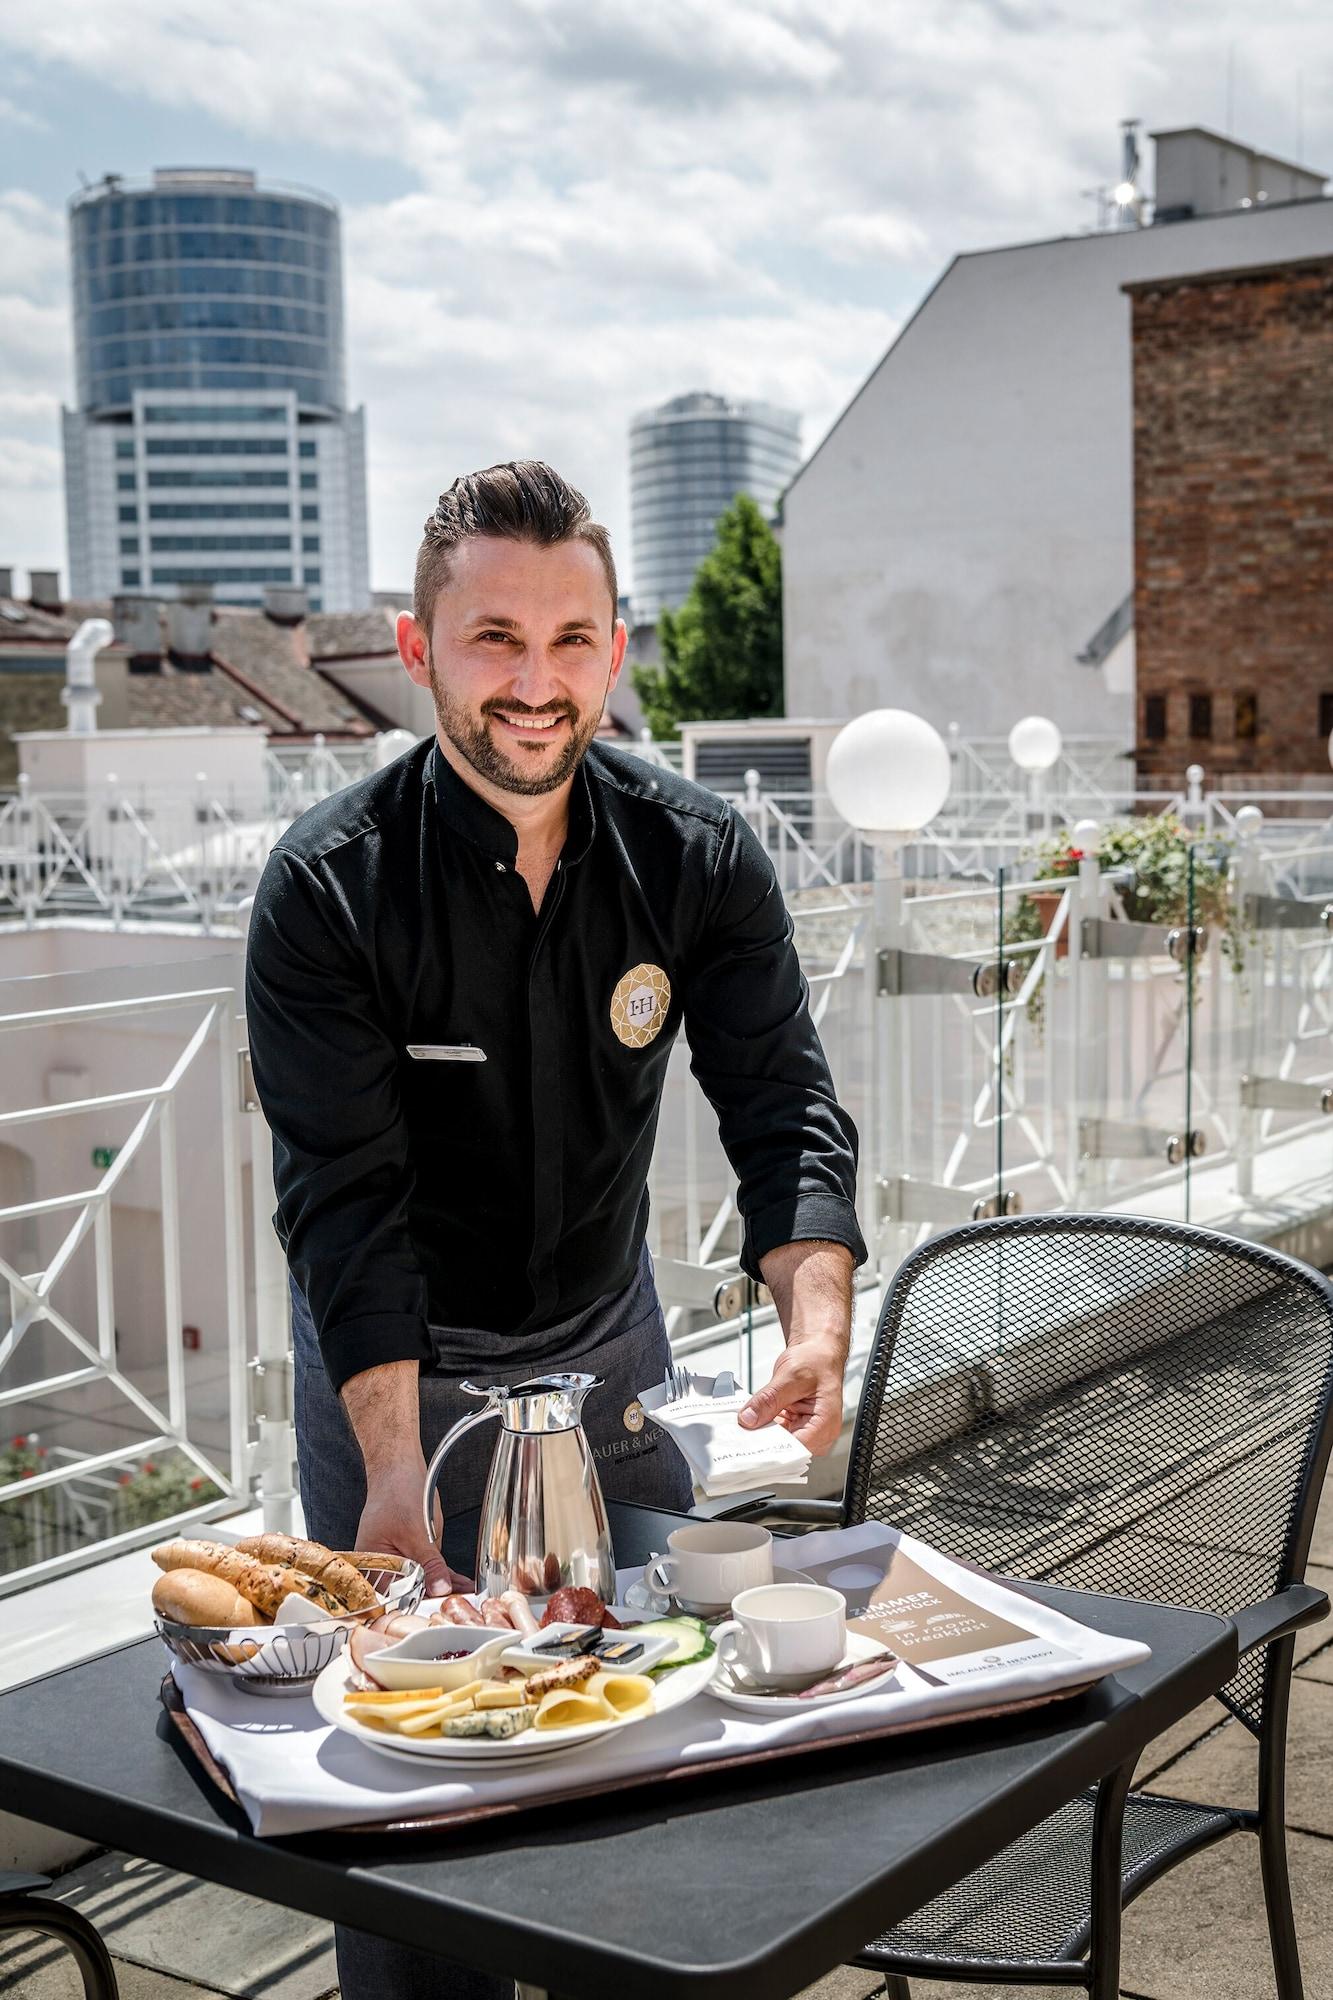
[0,1,1329,593]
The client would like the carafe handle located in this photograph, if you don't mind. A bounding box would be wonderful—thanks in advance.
[420,1387,502,1549]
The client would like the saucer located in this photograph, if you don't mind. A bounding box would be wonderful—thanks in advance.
[708,1629,899,1713]
[625,1563,813,1619]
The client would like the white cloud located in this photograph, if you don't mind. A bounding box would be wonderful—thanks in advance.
[0,1,1330,588]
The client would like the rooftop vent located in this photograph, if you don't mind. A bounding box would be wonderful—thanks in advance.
[112,594,163,672]
[29,570,61,610]
[263,584,308,625]
[166,583,213,669]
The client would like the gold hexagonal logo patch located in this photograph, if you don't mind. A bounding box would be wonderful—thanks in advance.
[610,963,671,1049]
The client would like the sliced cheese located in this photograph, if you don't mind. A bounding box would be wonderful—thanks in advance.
[533,1688,607,1731]
[588,1671,655,1718]
[475,1684,526,1709]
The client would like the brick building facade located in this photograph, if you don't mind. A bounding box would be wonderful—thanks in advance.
[1127,256,1333,780]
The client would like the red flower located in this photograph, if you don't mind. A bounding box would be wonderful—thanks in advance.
[11,1435,27,1450]
[1068,849,1085,862]
[189,1477,203,1491]
[142,1461,158,1475]
[118,1471,133,1486]
[21,1468,34,1479]
[36,1447,46,1458]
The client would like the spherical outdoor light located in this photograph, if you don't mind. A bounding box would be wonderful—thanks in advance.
[1234,804,1264,840]
[1008,715,1063,773]
[1072,818,1102,856]
[375,728,418,768]
[825,709,951,839]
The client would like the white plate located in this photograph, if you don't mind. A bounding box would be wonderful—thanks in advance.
[313,1643,716,1765]
[707,1629,899,1714]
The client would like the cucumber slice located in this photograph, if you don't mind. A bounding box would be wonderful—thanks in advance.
[633,1617,715,1669]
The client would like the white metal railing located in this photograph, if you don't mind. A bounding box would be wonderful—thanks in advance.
[0,971,293,1594]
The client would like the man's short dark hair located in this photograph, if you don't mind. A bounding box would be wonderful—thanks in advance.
[414,461,619,637]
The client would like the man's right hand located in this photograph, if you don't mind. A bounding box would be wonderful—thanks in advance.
[356,1454,471,1596]
[341,1358,472,1595]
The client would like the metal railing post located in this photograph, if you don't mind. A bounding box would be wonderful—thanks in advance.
[246,1060,296,1533]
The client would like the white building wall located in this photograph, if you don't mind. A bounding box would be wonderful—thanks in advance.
[62,410,118,601]
[782,198,1333,744]
[306,408,371,613]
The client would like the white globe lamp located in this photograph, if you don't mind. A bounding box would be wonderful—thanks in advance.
[1072,818,1101,857]
[1008,715,1063,773]
[825,709,951,844]
[375,728,418,769]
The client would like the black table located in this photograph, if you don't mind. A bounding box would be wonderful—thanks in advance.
[0,1502,1236,2000]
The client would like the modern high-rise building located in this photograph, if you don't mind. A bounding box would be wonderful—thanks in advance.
[628,392,801,625]
[62,167,370,613]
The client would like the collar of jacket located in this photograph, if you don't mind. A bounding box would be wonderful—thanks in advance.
[425,738,597,869]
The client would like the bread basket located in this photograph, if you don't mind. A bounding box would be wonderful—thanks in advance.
[155,1558,425,1695]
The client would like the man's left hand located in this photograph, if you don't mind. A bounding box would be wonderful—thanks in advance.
[738,1336,846,1455]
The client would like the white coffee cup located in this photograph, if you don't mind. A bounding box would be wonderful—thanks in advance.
[712,1582,847,1689]
[644,1524,773,1612]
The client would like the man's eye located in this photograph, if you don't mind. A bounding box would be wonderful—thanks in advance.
[559,634,590,645]
[478,631,514,643]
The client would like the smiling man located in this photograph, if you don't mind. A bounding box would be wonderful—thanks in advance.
[246,461,864,2000]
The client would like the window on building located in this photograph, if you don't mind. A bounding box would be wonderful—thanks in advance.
[1189,693,1212,740]
[120,568,141,587]
[308,595,323,611]
[117,472,136,492]
[302,535,320,554]
[301,503,319,521]
[299,439,316,459]
[300,471,318,490]
[304,566,322,583]
[118,504,138,523]
[1234,692,1257,741]
[119,535,140,555]
[115,439,135,460]
[1320,692,1333,740]
[1144,694,1167,743]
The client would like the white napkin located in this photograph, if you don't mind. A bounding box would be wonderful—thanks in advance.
[639,1370,812,1495]
[171,1529,1151,1837]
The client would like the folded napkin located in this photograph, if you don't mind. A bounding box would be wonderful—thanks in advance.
[171,1527,1151,1837]
[638,1369,812,1495]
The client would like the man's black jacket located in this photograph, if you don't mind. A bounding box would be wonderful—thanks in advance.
[246,738,865,1392]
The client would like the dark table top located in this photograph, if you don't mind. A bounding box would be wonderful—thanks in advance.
[0,1502,1236,2000]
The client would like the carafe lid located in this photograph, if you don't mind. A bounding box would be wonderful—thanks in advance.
[461,1372,602,1433]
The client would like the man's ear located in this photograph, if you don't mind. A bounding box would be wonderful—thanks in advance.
[397,611,431,689]
[606,618,628,694]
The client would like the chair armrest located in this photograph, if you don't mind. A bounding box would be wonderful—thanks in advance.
[688,1493,845,1526]
[1233,1583,1329,1657]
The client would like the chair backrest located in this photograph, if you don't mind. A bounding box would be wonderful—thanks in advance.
[844,1213,1333,1731]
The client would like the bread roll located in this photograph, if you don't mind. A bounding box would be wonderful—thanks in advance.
[234,1534,378,1612]
[153,1568,262,1629]
[149,1539,288,1615]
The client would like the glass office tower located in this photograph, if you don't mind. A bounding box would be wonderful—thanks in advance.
[62,168,369,611]
[628,392,801,625]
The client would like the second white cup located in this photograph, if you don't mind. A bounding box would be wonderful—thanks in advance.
[644,1523,773,1612]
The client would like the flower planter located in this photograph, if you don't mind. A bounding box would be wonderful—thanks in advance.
[1027,886,1071,960]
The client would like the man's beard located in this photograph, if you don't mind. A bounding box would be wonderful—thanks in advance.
[428,659,604,797]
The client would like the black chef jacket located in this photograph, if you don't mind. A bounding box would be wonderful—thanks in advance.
[246,738,866,1393]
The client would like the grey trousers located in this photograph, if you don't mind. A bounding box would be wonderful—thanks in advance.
[291,1248,692,1999]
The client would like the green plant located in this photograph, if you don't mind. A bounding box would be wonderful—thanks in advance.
[1002,814,1245,1039]
[115,1456,223,1527]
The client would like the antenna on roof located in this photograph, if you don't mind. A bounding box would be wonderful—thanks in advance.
[1111,118,1145,228]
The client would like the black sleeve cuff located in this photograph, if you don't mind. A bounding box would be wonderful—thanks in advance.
[319,1312,434,1396]
[740,1193,869,1281]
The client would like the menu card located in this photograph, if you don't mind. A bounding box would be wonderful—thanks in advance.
[798,1528,1081,1688]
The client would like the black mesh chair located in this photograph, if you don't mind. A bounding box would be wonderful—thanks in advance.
[750,1214,1333,1999]
[0,1872,118,1997]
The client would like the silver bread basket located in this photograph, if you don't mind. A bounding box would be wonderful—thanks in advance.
[155,1558,425,1695]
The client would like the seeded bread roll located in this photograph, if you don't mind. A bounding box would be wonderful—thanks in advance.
[150,1539,292,1616]
[152,1567,261,1629]
[340,1551,406,1575]
[233,1533,378,1612]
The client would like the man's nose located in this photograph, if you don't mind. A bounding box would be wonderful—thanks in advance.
[505,652,562,705]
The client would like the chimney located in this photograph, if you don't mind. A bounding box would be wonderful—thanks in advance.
[0,568,13,599]
[112,594,163,671]
[263,583,309,625]
[29,569,61,609]
[166,583,213,670]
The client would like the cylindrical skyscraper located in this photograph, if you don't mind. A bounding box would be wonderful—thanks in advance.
[629,391,801,626]
[62,167,369,611]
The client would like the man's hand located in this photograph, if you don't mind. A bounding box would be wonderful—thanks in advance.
[738,1240,854,1456]
[341,1360,471,1594]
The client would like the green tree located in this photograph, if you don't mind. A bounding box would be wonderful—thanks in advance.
[631,492,784,738]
